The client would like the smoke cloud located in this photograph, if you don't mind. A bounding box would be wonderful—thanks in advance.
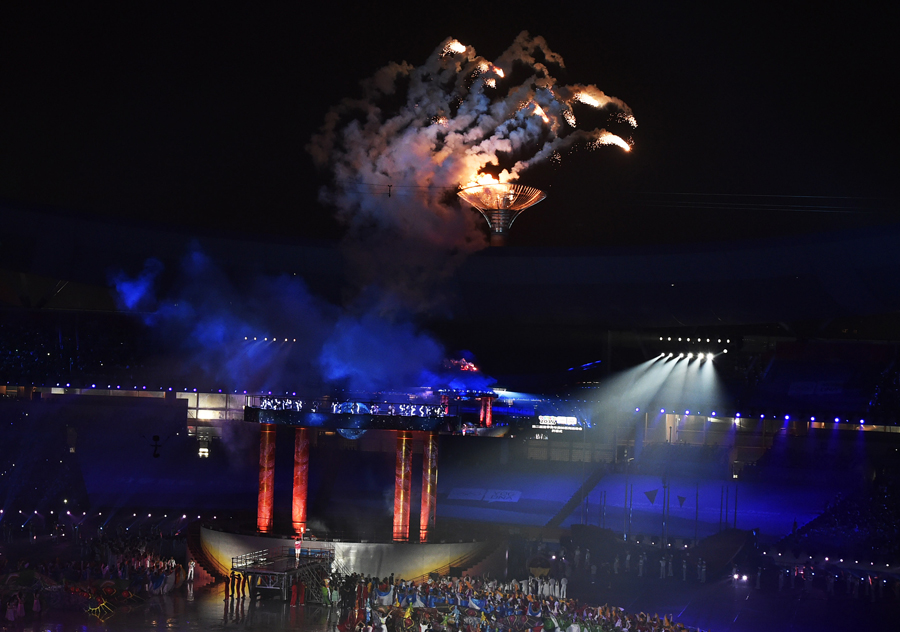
[110,248,459,393]
[308,31,636,290]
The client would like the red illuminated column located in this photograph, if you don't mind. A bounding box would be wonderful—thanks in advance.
[420,432,438,542]
[257,424,276,533]
[480,397,493,427]
[393,431,412,542]
[292,428,309,536]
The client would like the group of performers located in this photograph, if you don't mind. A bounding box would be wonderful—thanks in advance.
[329,574,690,632]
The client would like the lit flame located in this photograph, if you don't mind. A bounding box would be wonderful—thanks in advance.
[462,173,501,189]
[591,133,631,152]
[476,61,504,85]
[531,102,550,123]
[573,90,637,127]
[574,93,601,107]
[448,358,479,372]
[444,40,466,55]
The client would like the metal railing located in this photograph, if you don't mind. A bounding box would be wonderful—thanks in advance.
[231,544,335,571]
[277,544,335,561]
[232,549,274,570]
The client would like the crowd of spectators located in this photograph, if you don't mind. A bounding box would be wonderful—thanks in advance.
[0,315,146,387]
[777,477,900,563]
[0,524,189,623]
[5,528,184,583]
[869,363,900,421]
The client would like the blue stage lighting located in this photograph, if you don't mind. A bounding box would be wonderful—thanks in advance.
[834,417,840,422]
[660,408,665,414]
[711,411,717,416]
[735,412,741,418]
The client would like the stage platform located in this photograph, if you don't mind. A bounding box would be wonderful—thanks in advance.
[203,527,498,583]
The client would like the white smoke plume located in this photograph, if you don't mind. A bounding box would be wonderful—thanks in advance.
[308,31,635,305]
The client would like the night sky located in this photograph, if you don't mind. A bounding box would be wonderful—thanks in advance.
[1,4,897,248]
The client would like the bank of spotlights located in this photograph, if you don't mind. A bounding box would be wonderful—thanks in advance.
[661,352,715,361]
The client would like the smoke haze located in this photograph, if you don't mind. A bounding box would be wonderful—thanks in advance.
[308,31,635,304]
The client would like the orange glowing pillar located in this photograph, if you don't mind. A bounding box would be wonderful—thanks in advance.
[292,428,309,536]
[257,424,276,533]
[480,397,493,427]
[393,431,412,542]
[420,432,438,542]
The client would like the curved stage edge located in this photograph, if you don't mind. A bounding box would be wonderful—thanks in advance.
[200,526,503,580]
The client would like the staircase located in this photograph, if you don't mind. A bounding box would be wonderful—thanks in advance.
[250,545,336,605]
[295,559,331,604]
[544,463,608,529]
[185,521,222,588]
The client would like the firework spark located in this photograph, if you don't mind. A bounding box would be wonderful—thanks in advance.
[531,102,551,124]
[591,133,632,152]
[443,40,467,55]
